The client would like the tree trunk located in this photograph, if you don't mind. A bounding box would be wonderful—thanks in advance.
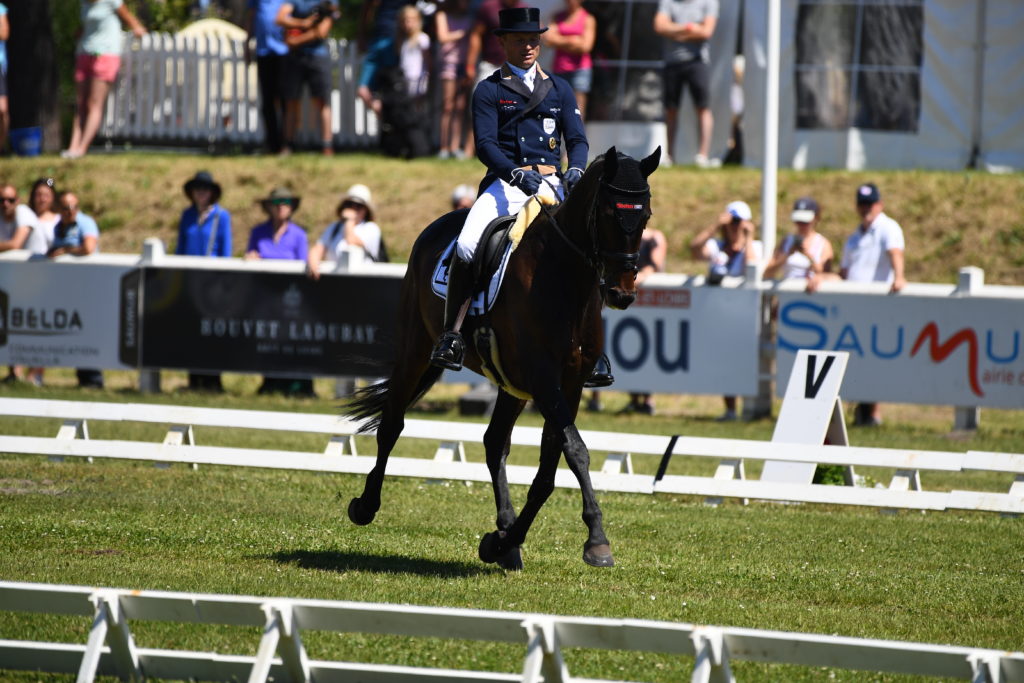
[6,0,61,153]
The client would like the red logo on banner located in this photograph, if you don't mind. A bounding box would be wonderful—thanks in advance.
[910,322,983,397]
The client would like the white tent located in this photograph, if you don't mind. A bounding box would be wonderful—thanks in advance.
[743,0,1024,171]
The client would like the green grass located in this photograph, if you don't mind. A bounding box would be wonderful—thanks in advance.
[1,375,1023,682]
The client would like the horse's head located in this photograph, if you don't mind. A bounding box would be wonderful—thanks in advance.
[591,146,660,309]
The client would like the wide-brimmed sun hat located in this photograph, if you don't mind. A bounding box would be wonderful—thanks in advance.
[258,186,301,212]
[337,184,374,221]
[183,171,222,204]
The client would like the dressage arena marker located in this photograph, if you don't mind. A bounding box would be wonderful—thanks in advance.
[0,397,1022,514]
[1,581,1021,682]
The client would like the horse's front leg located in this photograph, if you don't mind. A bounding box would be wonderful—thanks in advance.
[478,389,527,570]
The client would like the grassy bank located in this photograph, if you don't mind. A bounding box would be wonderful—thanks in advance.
[2,152,1022,284]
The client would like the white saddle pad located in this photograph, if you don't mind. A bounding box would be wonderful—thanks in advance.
[431,239,515,317]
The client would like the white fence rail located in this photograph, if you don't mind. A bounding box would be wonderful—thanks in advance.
[1,581,1020,682]
[0,397,1021,514]
[101,33,377,149]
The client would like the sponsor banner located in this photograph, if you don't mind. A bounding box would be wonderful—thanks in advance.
[0,259,136,369]
[776,292,1024,408]
[136,268,400,375]
[602,284,762,395]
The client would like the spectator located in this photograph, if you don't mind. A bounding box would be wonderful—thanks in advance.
[247,186,312,397]
[306,183,383,279]
[49,191,104,389]
[841,182,906,427]
[435,0,472,159]
[463,0,525,157]
[451,183,475,210]
[0,183,40,384]
[378,5,434,157]
[22,178,60,387]
[543,0,596,117]
[28,178,59,253]
[277,0,336,155]
[653,0,718,168]
[356,0,406,116]
[177,171,232,392]
[723,53,744,165]
[689,200,761,421]
[64,0,146,159]
[245,0,288,154]
[0,3,8,154]
[764,197,835,293]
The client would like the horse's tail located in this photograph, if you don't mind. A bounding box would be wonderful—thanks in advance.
[345,364,445,434]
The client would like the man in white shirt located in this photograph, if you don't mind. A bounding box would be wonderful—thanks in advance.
[841,182,905,292]
[840,182,906,426]
[0,183,40,253]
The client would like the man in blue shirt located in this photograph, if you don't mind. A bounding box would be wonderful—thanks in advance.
[429,7,594,377]
[277,0,337,154]
[48,192,99,258]
[246,0,287,153]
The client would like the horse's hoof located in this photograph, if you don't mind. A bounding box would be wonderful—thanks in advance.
[347,497,376,526]
[497,546,523,571]
[478,531,502,563]
[583,543,614,567]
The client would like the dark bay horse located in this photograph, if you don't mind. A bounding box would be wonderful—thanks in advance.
[345,146,660,570]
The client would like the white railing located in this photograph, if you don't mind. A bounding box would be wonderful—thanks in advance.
[0,397,1021,514]
[1,582,1020,683]
[101,33,378,149]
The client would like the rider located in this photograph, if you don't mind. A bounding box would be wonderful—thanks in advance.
[429,6,612,387]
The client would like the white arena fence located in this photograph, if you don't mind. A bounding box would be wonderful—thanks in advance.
[101,32,377,149]
[1,581,1021,683]
[0,396,1021,514]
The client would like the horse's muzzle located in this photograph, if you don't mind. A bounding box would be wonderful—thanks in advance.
[604,286,636,310]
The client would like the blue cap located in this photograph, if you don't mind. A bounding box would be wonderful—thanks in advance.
[856,183,880,204]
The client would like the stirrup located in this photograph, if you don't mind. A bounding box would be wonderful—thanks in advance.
[430,331,465,371]
[584,353,614,388]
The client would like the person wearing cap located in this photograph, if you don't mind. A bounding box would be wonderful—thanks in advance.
[429,5,590,376]
[764,196,835,293]
[451,183,476,210]
[246,187,309,262]
[307,184,385,279]
[176,172,232,392]
[841,182,906,427]
[689,199,762,421]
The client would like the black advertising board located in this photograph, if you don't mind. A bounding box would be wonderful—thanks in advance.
[131,268,401,376]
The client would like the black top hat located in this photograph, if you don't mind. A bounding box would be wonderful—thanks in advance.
[183,171,222,204]
[494,7,547,35]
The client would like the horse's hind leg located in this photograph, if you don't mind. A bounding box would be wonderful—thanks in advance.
[348,322,439,526]
[478,389,526,570]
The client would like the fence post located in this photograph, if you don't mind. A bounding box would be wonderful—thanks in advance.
[138,239,164,394]
[743,263,773,420]
[953,267,984,431]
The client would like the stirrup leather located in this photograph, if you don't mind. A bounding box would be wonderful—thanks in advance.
[584,353,614,388]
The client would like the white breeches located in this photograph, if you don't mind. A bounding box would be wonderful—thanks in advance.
[456,174,563,262]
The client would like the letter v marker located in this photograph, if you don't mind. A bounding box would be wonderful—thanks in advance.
[804,354,836,399]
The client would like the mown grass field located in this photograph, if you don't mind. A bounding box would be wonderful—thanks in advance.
[1,372,1023,682]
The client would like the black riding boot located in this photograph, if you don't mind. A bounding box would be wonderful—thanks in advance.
[430,256,475,370]
[584,353,614,388]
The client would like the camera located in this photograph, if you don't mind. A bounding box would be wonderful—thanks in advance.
[791,235,804,252]
[312,1,339,22]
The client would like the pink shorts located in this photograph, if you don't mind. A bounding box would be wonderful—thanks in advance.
[75,54,122,83]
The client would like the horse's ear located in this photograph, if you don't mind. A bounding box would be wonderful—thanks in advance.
[640,146,661,178]
[603,146,619,181]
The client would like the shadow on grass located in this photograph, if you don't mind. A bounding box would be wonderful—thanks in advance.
[269,549,494,577]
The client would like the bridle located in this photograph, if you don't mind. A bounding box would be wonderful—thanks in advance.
[537,171,651,282]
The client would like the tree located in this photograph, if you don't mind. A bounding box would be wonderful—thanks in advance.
[6,0,61,152]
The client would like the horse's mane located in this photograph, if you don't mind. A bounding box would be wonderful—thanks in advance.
[570,151,650,206]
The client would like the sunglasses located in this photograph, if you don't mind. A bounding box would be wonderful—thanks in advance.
[60,204,77,212]
[268,198,294,206]
[1,197,17,204]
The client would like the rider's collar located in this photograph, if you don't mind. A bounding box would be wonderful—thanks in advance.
[504,61,538,82]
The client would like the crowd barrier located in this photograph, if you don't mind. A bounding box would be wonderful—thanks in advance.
[0,392,1020,514]
[1,249,1022,416]
[1,582,1020,682]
